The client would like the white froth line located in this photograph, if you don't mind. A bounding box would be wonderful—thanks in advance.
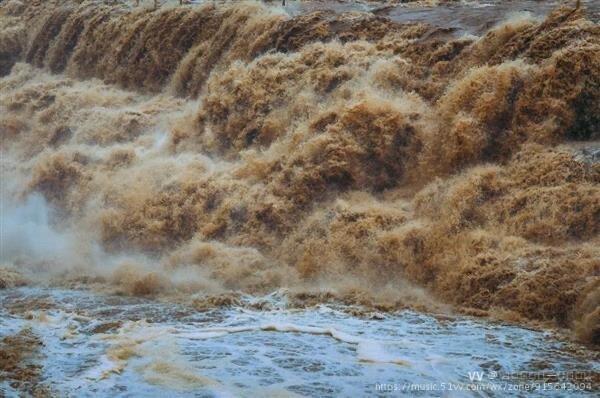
[178,322,412,366]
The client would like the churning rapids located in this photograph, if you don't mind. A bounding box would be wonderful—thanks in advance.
[0,0,599,396]
[0,287,597,397]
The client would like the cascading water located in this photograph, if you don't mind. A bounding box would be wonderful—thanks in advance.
[0,0,598,396]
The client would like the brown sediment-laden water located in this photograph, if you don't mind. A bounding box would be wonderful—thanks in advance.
[0,0,599,395]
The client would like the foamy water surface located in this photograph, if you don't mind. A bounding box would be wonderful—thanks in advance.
[1,288,597,397]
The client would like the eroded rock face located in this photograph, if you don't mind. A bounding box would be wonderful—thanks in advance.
[574,146,600,164]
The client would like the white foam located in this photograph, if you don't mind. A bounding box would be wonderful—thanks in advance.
[1,288,596,397]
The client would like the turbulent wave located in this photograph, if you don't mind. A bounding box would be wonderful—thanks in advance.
[0,0,599,346]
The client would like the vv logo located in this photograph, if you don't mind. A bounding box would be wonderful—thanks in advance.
[468,371,485,382]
